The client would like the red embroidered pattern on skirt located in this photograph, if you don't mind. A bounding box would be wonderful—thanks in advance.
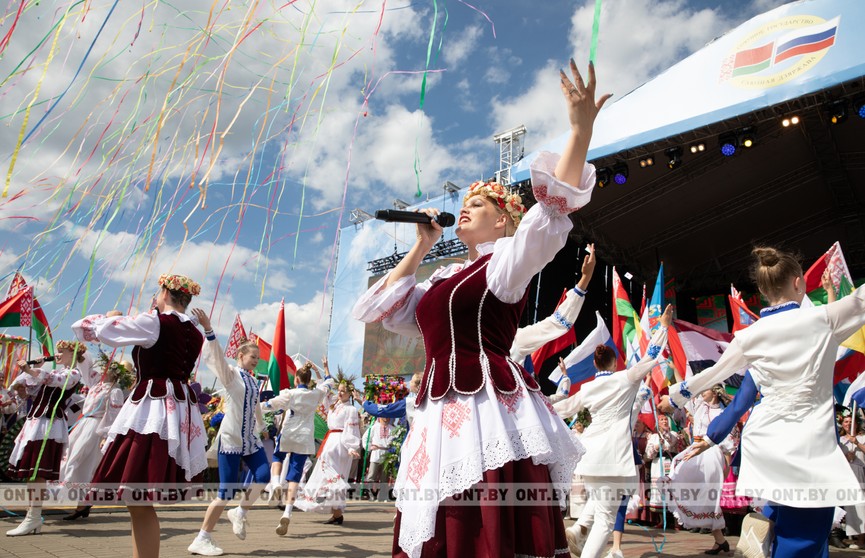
[441,395,471,438]
[495,386,524,414]
[406,428,430,489]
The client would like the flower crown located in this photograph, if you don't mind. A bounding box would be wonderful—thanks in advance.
[56,340,86,355]
[96,353,135,390]
[158,274,201,296]
[464,181,527,227]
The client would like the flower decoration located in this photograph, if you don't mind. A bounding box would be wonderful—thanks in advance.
[158,273,201,296]
[363,374,409,405]
[464,181,527,227]
[96,352,135,391]
[56,340,87,355]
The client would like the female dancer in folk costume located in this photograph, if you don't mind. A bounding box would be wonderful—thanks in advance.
[553,307,672,558]
[187,309,269,557]
[5,341,84,536]
[262,360,334,535]
[840,412,865,549]
[72,274,206,558]
[353,59,609,558]
[60,358,133,521]
[293,377,361,524]
[661,246,865,558]
[643,412,684,519]
[666,385,738,554]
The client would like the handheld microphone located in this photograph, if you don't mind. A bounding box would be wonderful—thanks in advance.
[26,355,56,366]
[374,210,456,227]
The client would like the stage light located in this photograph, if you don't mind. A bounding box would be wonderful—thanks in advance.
[856,98,865,119]
[719,133,737,156]
[596,167,611,188]
[739,126,756,148]
[665,147,683,170]
[782,115,800,127]
[612,163,629,185]
[827,100,847,124]
[639,156,654,168]
[689,143,705,154]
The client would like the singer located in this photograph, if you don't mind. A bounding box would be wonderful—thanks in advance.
[353,58,609,558]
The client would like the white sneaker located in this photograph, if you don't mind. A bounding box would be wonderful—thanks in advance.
[275,515,291,536]
[603,550,624,558]
[226,507,247,540]
[187,537,224,556]
[6,514,42,536]
[849,543,861,550]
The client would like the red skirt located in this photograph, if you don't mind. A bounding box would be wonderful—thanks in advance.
[6,439,64,481]
[89,431,203,504]
[392,457,569,558]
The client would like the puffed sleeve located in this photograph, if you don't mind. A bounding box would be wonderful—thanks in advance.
[341,406,362,452]
[825,285,865,343]
[35,366,81,389]
[202,338,240,393]
[72,311,161,349]
[352,271,439,338]
[510,287,586,361]
[486,154,594,303]
[669,340,749,409]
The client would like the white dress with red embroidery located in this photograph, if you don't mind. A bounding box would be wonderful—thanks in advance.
[61,379,125,485]
[353,153,592,558]
[294,399,361,512]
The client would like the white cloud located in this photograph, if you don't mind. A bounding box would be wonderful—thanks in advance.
[443,25,484,67]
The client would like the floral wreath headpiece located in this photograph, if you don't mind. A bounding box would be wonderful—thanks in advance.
[56,340,86,355]
[96,353,135,390]
[158,274,201,296]
[464,181,527,227]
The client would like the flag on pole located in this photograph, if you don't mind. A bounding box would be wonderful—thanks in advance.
[0,274,53,357]
[804,242,865,353]
[612,268,640,370]
[224,314,247,359]
[530,288,577,372]
[844,371,865,408]
[267,300,295,392]
[550,311,618,395]
[729,285,759,332]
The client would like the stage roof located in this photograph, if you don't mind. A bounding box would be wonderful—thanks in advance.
[510,0,865,293]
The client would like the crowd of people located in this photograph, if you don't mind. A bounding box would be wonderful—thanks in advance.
[1,57,865,558]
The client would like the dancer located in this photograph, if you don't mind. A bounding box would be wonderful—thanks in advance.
[293,376,361,524]
[840,412,865,549]
[60,357,133,521]
[187,309,269,556]
[354,58,608,557]
[553,306,671,558]
[72,274,206,558]
[643,412,683,522]
[666,385,737,554]
[262,360,333,535]
[362,417,395,498]
[5,341,84,536]
[662,246,865,557]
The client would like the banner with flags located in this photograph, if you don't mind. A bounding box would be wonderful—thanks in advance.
[804,242,865,353]
[224,314,247,359]
[549,311,618,396]
[267,300,295,392]
[530,288,577,372]
[0,274,53,357]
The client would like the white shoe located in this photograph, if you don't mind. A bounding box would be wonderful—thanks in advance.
[565,528,585,557]
[187,537,224,556]
[226,507,247,540]
[275,515,291,536]
[6,514,42,536]
[604,551,624,558]
[849,543,861,550]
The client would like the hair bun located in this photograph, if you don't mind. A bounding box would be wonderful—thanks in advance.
[594,345,607,360]
[752,246,780,267]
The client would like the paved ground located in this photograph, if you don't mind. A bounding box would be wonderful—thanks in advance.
[1,503,862,557]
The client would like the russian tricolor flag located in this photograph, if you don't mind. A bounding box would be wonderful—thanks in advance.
[773,17,839,64]
[548,311,618,395]
[843,370,865,408]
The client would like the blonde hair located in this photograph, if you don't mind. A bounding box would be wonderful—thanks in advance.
[236,340,259,357]
[750,246,803,301]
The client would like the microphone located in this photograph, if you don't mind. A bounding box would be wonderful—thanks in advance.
[374,210,456,227]
[26,355,56,366]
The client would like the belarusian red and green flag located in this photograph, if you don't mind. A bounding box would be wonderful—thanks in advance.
[611,267,641,370]
[0,273,53,357]
[805,242,865,353]
[264,300,295,392]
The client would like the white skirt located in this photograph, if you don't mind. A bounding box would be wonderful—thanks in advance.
[294,431,353,513]
[61,416,104,484]
[667,444,726,530]
[393,380,584,558]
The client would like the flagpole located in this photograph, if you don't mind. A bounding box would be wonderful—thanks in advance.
[27,287,34,362]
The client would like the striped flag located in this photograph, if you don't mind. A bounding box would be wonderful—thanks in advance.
[552,312,619,395]
[612,267,640,370]
[805,242,865,353]
[774,17,839,64]
[0,274,53,357]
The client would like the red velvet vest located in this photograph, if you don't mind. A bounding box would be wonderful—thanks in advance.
[28,383,76,419]
[414,254,539,406]
[130,313,204,403]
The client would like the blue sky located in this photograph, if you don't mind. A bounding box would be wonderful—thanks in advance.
[0,0,788,386]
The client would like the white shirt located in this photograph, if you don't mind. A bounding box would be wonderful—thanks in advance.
[266,378,333,455]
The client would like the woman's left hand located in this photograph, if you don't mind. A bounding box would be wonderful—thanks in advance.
[560,59,612,135]
[660,304,674,327]
[349,449,360,459]
[683,439,711,461]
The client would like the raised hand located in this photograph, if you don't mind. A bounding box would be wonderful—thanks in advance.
[415,207,444,248]
[190,308,212,331]
[559,59,612,135]
[660,304,674,327]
